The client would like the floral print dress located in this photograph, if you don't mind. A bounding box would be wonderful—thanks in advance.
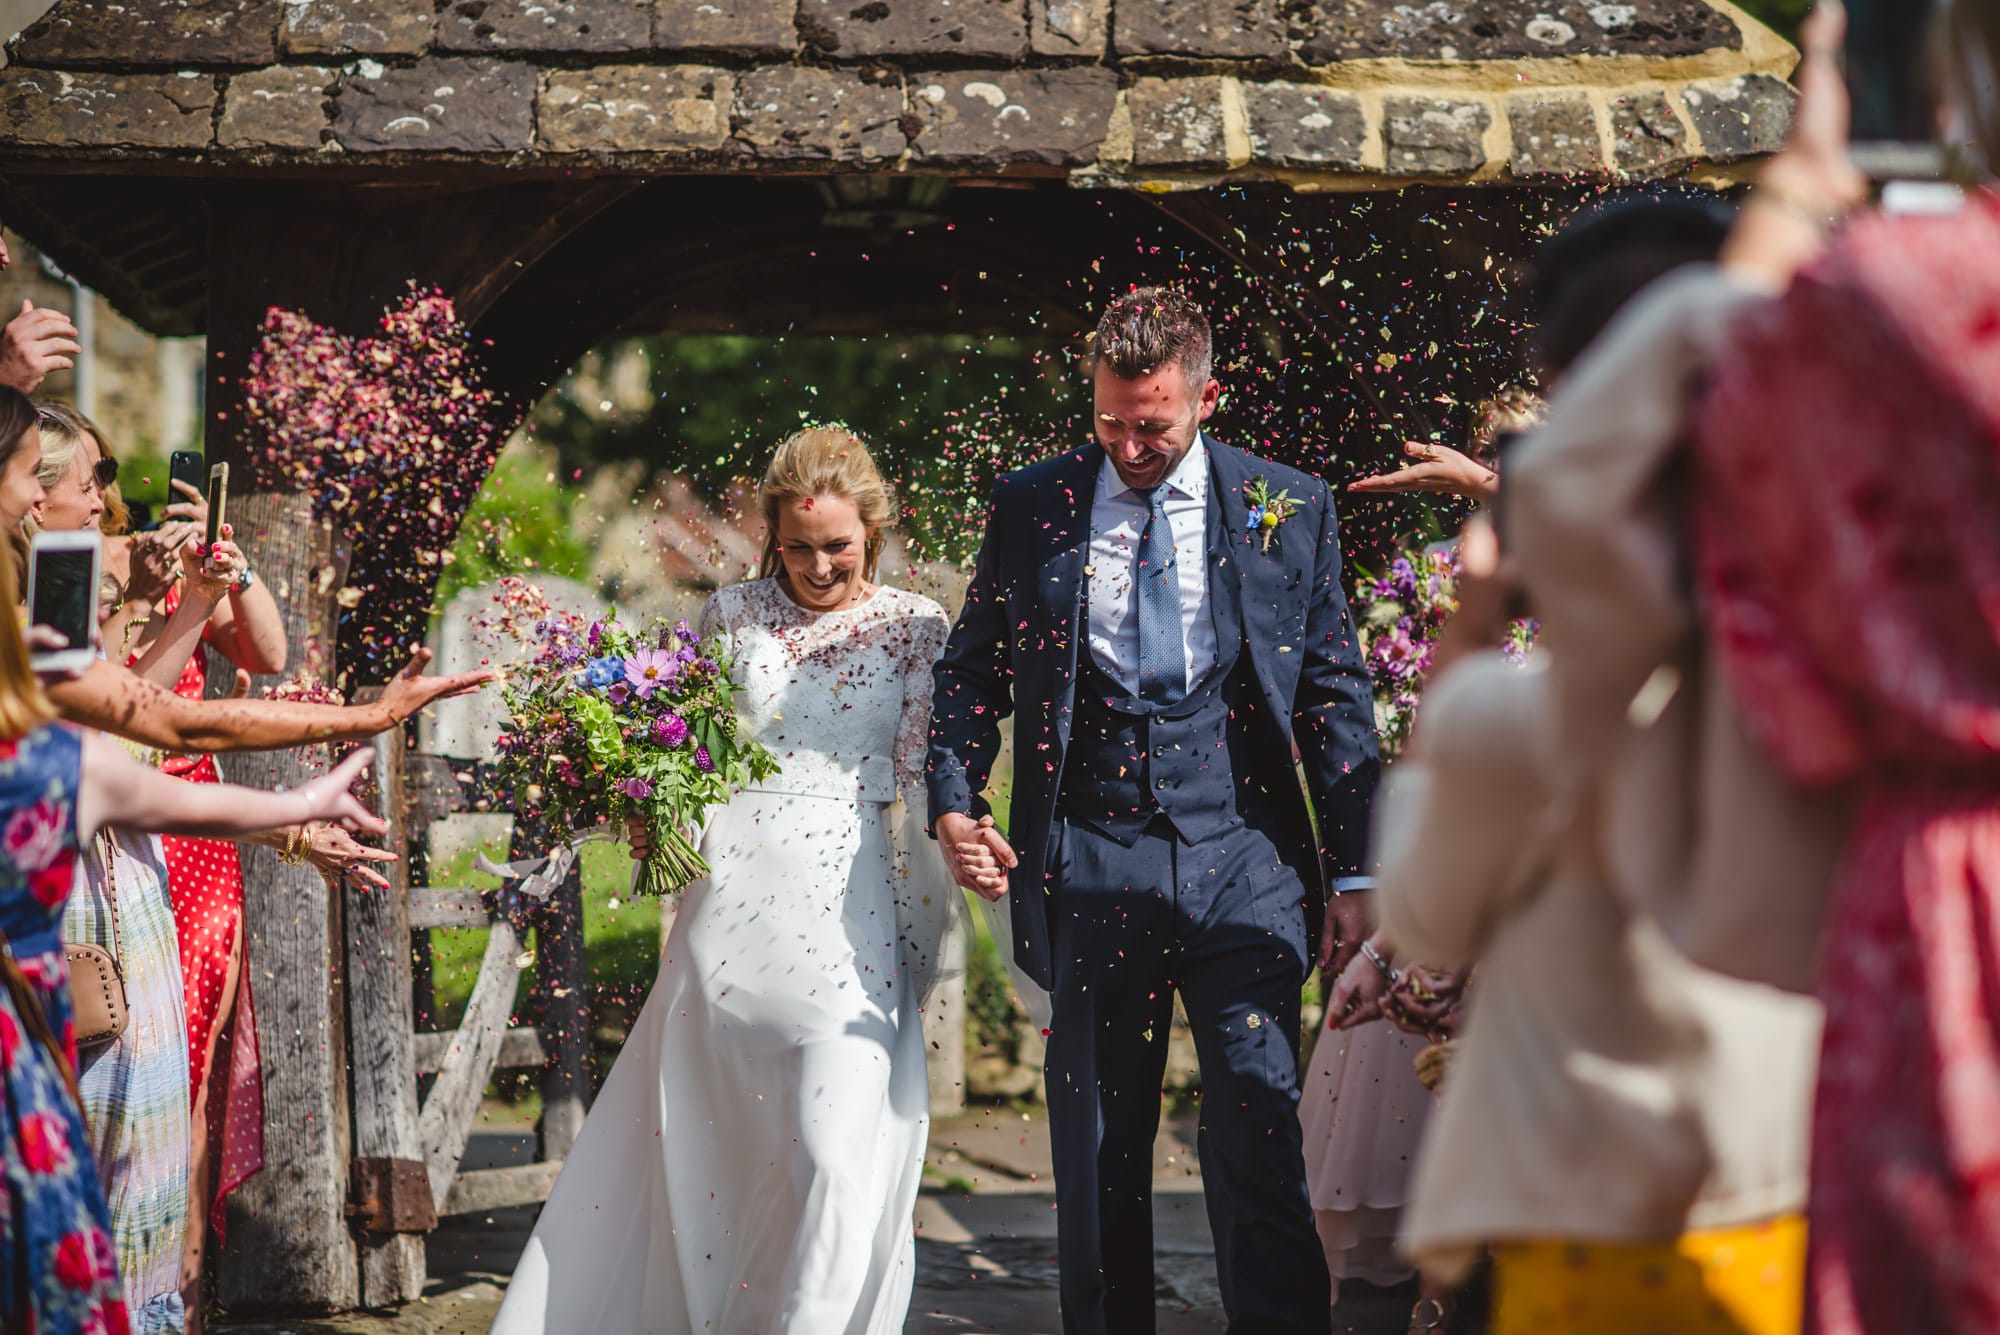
[0,723,129,1335]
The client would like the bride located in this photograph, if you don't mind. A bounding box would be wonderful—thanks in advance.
[492,426,957,1335]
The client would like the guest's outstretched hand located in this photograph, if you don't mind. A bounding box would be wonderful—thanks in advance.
[1347,441,1498,501]
[305,821,399,889]
[292,747,389,836]
[378,647,501,723]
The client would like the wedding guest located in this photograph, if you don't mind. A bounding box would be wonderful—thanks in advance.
[0,542,390,1335]
[36,409,286,1324]
[0,297,79,396]
[1683,3,2000,1327]
[1346,386,1543,502]
[0,386,45,541]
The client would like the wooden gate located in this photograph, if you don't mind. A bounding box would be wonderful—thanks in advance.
[341,725,590,1306]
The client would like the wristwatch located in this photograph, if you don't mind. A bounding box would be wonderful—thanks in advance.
[232,567,256,593]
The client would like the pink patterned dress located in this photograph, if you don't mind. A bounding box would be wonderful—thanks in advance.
[1695,192,2000,1335]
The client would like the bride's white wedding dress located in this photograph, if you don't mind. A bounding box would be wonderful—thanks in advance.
[492,577,956,1335]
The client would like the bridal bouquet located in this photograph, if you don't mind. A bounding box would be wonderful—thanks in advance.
[1355,543,1536,759]
[491,581,779,896]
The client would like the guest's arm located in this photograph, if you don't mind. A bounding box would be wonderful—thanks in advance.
[78,734,385,844]
[48,649,494,754]
[1373,654,1551,969]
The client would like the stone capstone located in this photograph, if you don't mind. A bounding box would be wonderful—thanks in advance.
[280,0,434,57]
[10,0,279,67]
[438,0,654,54]
[1114,0,1286,60]
[1299,0,1739,63]
[539,66,735,154]
[1242,82,1365,170]
[1030,0,1108,57]
[651,0,799,57]
[0,67,216,148]
[1611,89,1690,175]
[220,65,336,150]
[1381,95,1492,175]
[732,66,907,162]
[1506,91,1604,178]
[796,0,1029,61]
[911,67,1117,166]
[1127,77,1231,171]
[335,57,537,153]
[1682,73,1794,162]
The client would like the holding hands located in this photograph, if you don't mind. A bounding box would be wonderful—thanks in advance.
[935,811,1016,901]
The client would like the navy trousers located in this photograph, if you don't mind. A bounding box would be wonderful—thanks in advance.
[1043,814,1331,1335]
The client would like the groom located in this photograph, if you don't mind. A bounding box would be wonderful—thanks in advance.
[928,288,1380,1335]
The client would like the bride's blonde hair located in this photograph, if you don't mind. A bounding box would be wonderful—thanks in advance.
[755,426,895,583]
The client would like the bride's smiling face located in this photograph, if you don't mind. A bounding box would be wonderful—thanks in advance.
[775,492,870,611]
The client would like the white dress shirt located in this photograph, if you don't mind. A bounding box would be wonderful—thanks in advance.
[1086,436,1216,696]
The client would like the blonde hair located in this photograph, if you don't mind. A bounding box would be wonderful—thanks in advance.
[0,531,57,740]
[24,403,109,537]
[1469,386,1546,460]
[755,426,895,584]
[40,406,128,536]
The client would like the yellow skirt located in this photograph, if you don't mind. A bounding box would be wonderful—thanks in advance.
[1491,1216,1806,1335]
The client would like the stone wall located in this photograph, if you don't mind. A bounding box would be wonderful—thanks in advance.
[0,0,1797,187]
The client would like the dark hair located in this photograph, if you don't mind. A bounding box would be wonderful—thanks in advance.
[1091,286,1214,388]
[0,386,36,480]
[1529,193,1735,379]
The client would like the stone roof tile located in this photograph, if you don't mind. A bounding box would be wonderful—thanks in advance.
[1611,88,1691,176]
[1300,0,1738,63]
[910,67,1118,167]
[1115,0,1286,61]
[219,64,336,150]
[732,66,908,162]
[12,0,279,67]
[280,0,434,58]
[1382,95,1491,176]
[437,0,655,55]
[539,65,735,154]
[1128,77,1234,171]
[1506,91,1605,179]
[1030,0,1108,58]
[1682,72,1794,162]
[652,0,800,58]
[335,56,537,153]
[796,0,1029,62]
[1243,82,1366,170]
[0,67,217,148]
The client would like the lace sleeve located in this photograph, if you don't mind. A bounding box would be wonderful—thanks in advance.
[895,602,950,799]
[696,587,734,661]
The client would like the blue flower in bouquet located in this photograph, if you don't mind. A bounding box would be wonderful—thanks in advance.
[579,655,624,690]
[624,647,680,698]
[653,714,689,748]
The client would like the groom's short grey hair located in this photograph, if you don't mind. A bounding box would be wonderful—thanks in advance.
[1090,286,1213,389]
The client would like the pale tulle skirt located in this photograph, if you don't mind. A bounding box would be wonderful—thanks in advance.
[492,792,929,1335]
[1298,1018,1433,1289]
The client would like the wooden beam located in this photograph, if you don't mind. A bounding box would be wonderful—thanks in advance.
[417,913,524,1212]
[527,818,589,1160]
[439,1161,562,1218]
[413,1026,546,1076]
[342,725,428,1304]
[408,886,489,932]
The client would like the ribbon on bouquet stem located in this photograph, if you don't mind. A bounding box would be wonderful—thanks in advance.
[473,827,630,902]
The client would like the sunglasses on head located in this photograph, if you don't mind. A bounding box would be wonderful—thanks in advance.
[92,457,118,489]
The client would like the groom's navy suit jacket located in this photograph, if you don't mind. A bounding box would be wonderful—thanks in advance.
[927,436,1380,989]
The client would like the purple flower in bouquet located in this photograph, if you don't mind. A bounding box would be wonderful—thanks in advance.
[674,619,699,647]
[624,647,680,698]
[1387,557,1419,602]
[653,714,689,748]
[607,682,632,707]
[619,776,654,800]
[695,746,715,773]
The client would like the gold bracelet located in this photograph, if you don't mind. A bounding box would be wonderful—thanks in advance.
[279,823,315,867]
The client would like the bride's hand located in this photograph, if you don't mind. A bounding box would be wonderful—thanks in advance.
[626,812,652,861]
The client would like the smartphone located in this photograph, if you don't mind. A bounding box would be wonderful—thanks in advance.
[205,461,228,549]
[168,450,204,501]
[1846,0,1945,177]
[27,529,101,674]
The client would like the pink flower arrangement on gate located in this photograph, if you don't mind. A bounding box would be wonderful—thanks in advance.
[490,579,779,896]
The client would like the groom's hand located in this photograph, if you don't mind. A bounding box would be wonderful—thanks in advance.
[1318,891,1372,977]
[936,812,1016,901]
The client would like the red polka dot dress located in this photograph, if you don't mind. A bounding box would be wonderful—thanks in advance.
[148,590,264,1240]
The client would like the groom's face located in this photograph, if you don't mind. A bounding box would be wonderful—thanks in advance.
[1093,361,1221,492]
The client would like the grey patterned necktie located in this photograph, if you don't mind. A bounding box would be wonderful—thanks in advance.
[1134,486,1186,704]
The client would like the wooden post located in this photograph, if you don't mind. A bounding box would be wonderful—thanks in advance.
[342,726,428,1304]
[209,495,359,1312]
[527,820,590,1160]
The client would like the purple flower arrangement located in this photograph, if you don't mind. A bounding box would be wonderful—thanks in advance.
[491,580,779,895]
[1355,543,1537,760]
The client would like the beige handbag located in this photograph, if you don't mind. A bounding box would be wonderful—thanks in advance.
[66,834,128,1049]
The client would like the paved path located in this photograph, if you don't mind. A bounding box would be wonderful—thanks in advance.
[215,1108,1412,1335]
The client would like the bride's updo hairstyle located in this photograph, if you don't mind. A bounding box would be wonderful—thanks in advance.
[755,425,896,584]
